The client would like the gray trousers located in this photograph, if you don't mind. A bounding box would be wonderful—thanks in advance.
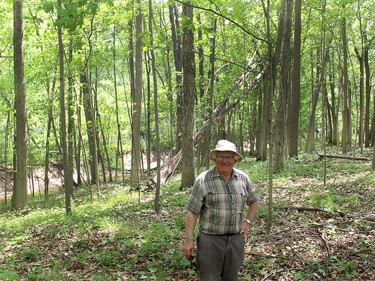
[196,232,245,281]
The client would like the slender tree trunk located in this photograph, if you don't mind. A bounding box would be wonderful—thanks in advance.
[354,47,364,150]
[372,94,375,147]
[195,13,204,170]
[328,53,338,145]
[363,34,371,147]
[57,0,72,214]
[341,16,350,153]
[181,1,195,189]
[258,0,282,161]
[287,0,301,159]
[169,3,183,152]
[145,56,151,176]
[4,106,11,206]
[44,103,53,198]
[67,46,75,191]
[113,26,124,185]
[321,0,328,184]
[131,0,143,191]
[81,72,99,191]
[93,72,107,184]
[76,88,83,186]
[148,0,161,213]
[12,0,28,210]
[203,18,216,169]
[305,50,321,153]
[265,0,274,233]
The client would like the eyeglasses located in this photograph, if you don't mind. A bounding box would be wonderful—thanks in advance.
[216,156,235,161]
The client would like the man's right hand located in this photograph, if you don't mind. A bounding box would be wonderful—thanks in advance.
[183,239,195,259]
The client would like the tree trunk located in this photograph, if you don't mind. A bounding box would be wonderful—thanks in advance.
[81,72,99,190]
[169,3,183,153]
[57,0,72,214]
[203,18,216,169]
[67,45,75,192]
[44,98,53,198]
[93,70,107,185]
[12,0,28,210]
[341,16,351,153]
[305,50,321,153]
[148,0,161,213]
[181,1,195,189]
[258,0,282,162]
[3,109,11,205]
[354,47,364,150]
[287,0,301,159]
[363,34,371,147]
[130,0,143,191]
[273,0,292,172]
[113,26,124,185]
[328,57,338,145]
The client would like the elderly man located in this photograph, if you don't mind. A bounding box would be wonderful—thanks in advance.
[183,140,260,281]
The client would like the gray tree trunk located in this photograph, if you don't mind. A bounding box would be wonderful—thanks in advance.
[169,3,183,153]
[181,1,196,189]
[130,0,143,190]
[12,0,28,210]
[57,0,72,213]
[273,0,292,172]
[287,0,301,158]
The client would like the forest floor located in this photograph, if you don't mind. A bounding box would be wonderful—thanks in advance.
[0,151,374,280]
[0,165,64,200]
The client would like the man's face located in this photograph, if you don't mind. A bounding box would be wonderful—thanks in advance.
[214,151,237,175]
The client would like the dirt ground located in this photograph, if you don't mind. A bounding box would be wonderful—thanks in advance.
[0,166,64,200]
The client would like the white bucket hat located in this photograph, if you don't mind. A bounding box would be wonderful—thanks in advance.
[209,140,243,162]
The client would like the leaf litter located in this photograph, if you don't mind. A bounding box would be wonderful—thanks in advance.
[0,159,374,280]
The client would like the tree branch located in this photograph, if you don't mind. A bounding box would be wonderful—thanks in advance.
[175,0,270,45]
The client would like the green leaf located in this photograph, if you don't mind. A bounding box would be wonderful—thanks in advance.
[87,3,98,14]
[42,1,54,13]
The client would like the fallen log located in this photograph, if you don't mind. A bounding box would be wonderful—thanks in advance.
[156,66,268,185]
[281,206,375,222]
[317,154,371,161]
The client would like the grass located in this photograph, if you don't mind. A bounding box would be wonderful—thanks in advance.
[0,151,374,280]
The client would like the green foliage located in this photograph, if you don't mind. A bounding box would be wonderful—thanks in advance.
[42,2,54,13]
[21,247,42,262]
[1,156,374,280]
[0,270,19,281]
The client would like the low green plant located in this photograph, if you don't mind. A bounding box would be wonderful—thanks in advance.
[21,247,42,262]
[0,269,19,281]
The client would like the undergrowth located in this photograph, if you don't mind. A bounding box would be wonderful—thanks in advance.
[0,152,374,280]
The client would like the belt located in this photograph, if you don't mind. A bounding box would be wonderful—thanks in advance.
[222,233,239,236]
[200,232,239,237]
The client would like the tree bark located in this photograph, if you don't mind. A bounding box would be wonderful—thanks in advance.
[341,16,351,153]
[181,1,196,189]
[81,72,99,189]
[112,26,124,185]
[287,0,301,158]
[354,46,364,149]
[57,0,72,214]
[273,0,292,172]
[12,0,28,210]
[148,0,161,213]
[169,3,183,153]
[130,0,143,190]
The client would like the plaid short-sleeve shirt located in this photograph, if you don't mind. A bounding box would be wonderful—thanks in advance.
[186,167,259,235]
